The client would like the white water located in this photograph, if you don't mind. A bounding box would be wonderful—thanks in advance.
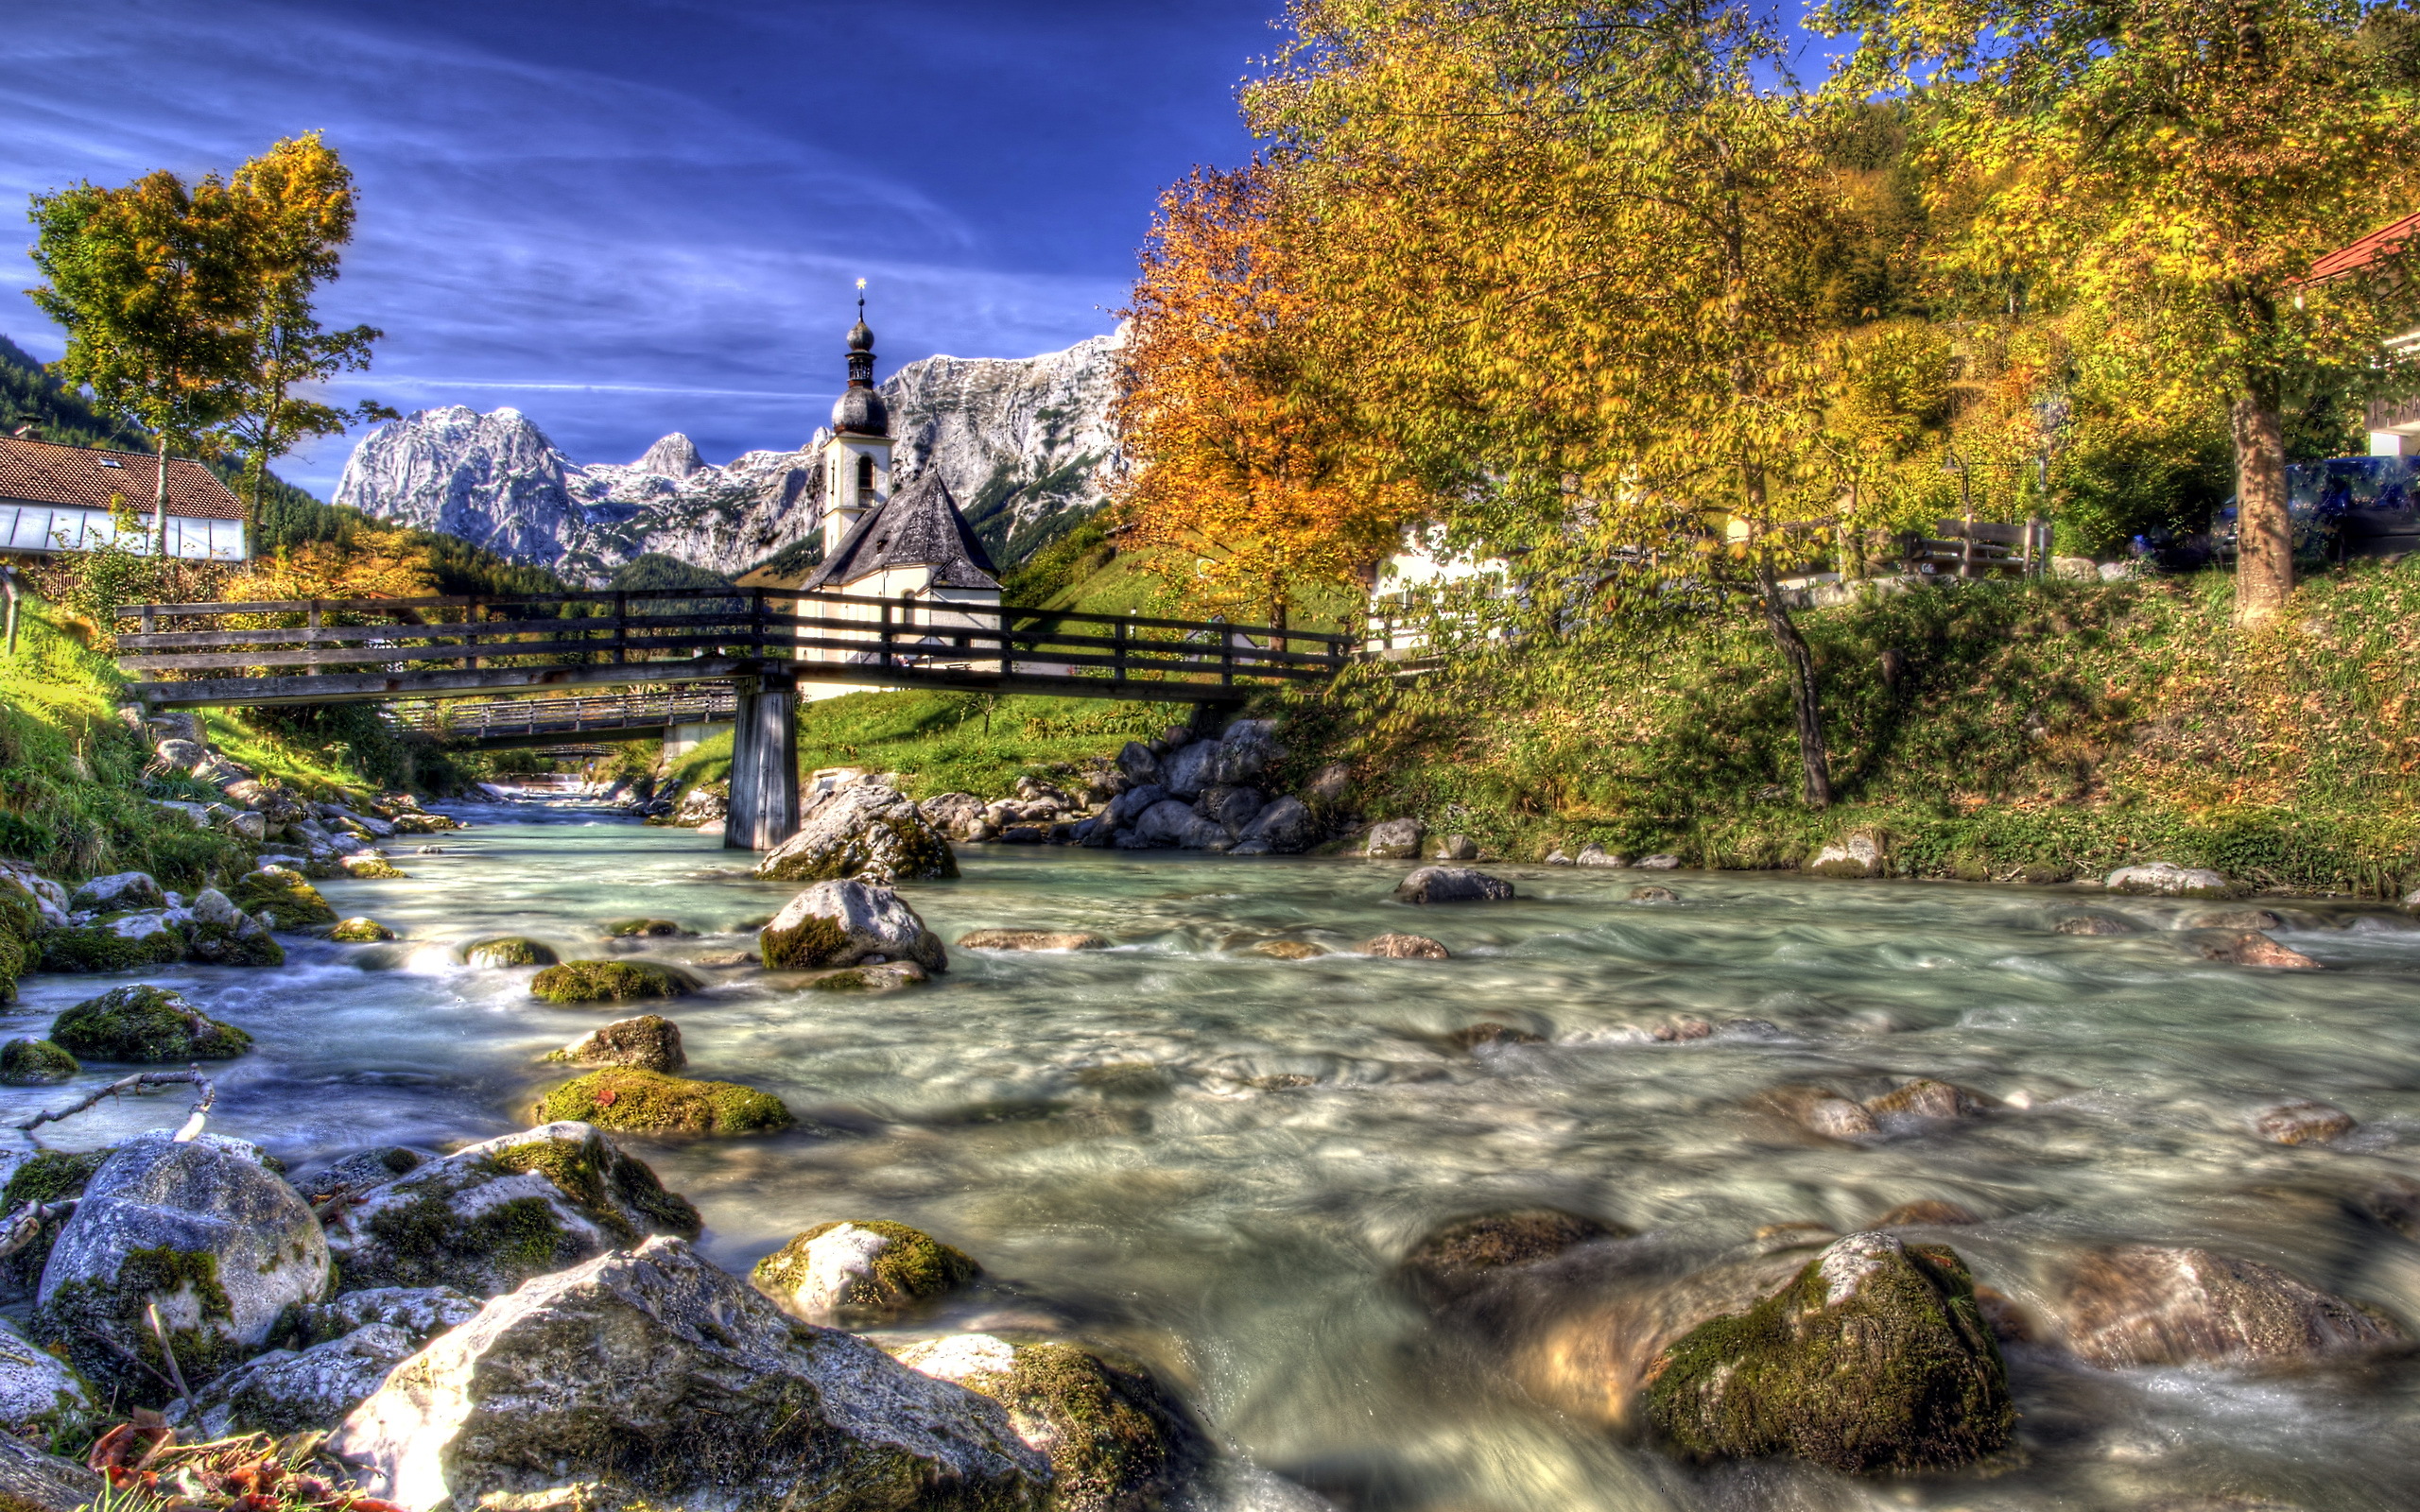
[8,799,2419,1510]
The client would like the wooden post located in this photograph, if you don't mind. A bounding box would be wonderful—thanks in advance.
[611,592,627,663]
[465,597,483,669]
[999,605,1012,679]
[1114,615,1128,683]
[878,598,893,669]
[722,669,800,851]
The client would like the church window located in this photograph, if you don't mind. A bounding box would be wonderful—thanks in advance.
[857,455,875,491]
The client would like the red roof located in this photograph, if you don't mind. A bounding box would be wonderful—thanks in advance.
[0,435,244,521]
[2308,210,2420,284]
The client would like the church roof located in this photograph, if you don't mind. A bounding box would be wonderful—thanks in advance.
[804,470,1001,593]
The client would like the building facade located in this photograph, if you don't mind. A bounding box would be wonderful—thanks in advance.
[0,436,247,560]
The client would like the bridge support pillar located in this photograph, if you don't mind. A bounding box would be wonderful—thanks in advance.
[724,673,799,851]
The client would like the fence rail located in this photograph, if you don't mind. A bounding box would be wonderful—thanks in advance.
[381,687,739,742]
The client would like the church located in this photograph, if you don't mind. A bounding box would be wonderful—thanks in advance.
[786,302,1005,685]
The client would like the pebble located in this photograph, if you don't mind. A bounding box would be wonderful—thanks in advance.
[1360,933,1450,959]
[2196,931,2320,970]
[1630,885,1679,903]
[2249,1100,2355,1146]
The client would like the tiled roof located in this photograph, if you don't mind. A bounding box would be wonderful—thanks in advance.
[804,471,1001,592]
[0,436,245,521]
[2307,210,2420,284]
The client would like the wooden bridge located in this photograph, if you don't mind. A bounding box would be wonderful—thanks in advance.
[381,687,740,749]
[113,586,1351,850]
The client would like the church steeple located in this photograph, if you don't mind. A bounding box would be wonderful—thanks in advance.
[830,282,890,439]
[822,280,894,553]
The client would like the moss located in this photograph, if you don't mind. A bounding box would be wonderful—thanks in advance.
[530,959,696,1004]
[39,917,185,973]
[328,917,397,942]
[228,868,337,929]
[760,911,850,970]
[49,984,252,1061]
[463,936,560,968]
[31,1243,244,1406]
[482,1137,702,1243]
[343,856,408,879]
[0,1149,112,1297]
[534,1068,791,1134]
[0,886,40,1005]
[347,1190,581,1293]
[1643,1237,2014,1473]
[603,918,690,937]
[0,1038,78,1084]
[753,1219,977,1313]
[962,1343,1198,1512]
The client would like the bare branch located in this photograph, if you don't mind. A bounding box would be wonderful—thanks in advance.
[10,1068,216,1141]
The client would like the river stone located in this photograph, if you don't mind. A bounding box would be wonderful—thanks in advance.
[958,930,1108,952]
[1235,796,1317,853]
[1545,850,1576,866]
[550,1014,686,1073]
[529,959,699,1004]
[1198,784,1264,835]
[0,862,70,929]
[1873,1200,1981,1228]
[0,1314,95,1443]
[812,961,931,990]
[1643,1231,2013,1472]
[534,1068,793,1135]
[1252,939,1326,960]
[755,782,959,885]
[229,866,337,929]
[1159,739,1219,799]
[1631,885,1679,902]
[1366,818,1425,860]
[68,871,164,914]
[1398,1210,1622,1306]
[330,917,398,942]
[331,1236,1049,1512]
[2054,1245,2408,1367]
[603,917,690,937]
[1103,782,1167,828]
[2180,906,2286,931]
[761,878,947,971]
[2196,930,2320,969]
[0,1039,78,1085]
[0,1434,101,1512]
[1757,1085,1878,1140]
[1115,741,1160,785]
[180,1322,419,1437]
[324,1122,701,1298]
[461,935,557,967]
[2055,912,2135,936]
[1360,933,1449,959]
[752,1220,982,1327]
[1806,833,1885,878]
[892,1333,1202,1512]
[919,792,989,841]
[298,1147,433,1202]
[1132,799,1223,850]
[39,910,187,973]
[1431,833,1479,862]
[183,886,285,966]
[1395,867,1515,904]
[1446,1022,1545,1050]
[1865,1079,1990,1121]
[2249,1100,2354,1145]
[33,1131,331,1404]
[1576,844,1624,867]
[2106,862,2234,897]
[341,853,409,880]
[49,984,251,1061]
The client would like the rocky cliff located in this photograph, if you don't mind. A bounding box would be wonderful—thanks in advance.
[331,332,1121,585]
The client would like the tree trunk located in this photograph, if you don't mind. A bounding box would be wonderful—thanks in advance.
[2231,387,2291,627]
[1756,557,1834,809]
[153,432,171,560]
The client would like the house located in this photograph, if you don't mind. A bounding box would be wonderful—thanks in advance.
[2305,209,2420,457]
[0,435,248,560]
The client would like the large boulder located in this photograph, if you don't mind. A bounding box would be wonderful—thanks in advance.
[1198,785,1264,834]
[2052,1245,2408,1367]
[1806,833,1885,879]
[549,1014,686,1073]
[755,783,959,885]
[1129,799,1225,850]
[1394,867,1516,904]
[1643,1231,2013,1473]
[0,1315,95,1443]
[528,959,697,1004]
[277,1285,485,1350]
[229,866,338,930]
[330,1237,1051,1512]
[893,1334,1203,1512]
[49,985,251,1061]
[324,1123,701,1297]
[68,871,164,914]
[919,792,990,841]
[1158,740,1219,799]
[534,1068,793,1135]
[39,910,186,973]
[761,879,947,971]
[1115,741,1159,785]
[178,1322,420,1437]
[1366,818,1425,860]
[1103,783,1167,828]
[2105,862,2234,897]
[182,886,285,966]
[33,1132,330,1404]
[752,1220,981,1327]
[0,1040,78,1085]
[1234,797,1317,854]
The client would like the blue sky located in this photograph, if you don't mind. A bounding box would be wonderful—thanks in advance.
[1,0,1279,494]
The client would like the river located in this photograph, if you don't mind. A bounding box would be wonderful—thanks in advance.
[7,798,2419,1510]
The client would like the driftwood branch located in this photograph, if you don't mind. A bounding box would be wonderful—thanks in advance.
[0,1196,76,1260]
[9,1068,216,1141]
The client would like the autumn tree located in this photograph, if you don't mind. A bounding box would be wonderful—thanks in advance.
[1823,0,2420,624]
[1115,165,1416,626]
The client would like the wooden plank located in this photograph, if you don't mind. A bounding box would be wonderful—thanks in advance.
[119,631,758,672]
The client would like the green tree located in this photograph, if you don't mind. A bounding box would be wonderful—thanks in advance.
[1821,0,2420,624]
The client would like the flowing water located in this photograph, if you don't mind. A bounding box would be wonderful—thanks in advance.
[9,799,2420,1511]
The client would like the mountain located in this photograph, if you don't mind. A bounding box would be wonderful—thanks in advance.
[331,332,1122,584]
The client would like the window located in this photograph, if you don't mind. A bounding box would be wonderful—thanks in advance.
[856,455,875,492]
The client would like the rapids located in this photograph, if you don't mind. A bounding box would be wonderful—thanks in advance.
[7,797,2419,1510]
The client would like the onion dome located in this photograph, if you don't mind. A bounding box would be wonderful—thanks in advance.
[831,386,890,438]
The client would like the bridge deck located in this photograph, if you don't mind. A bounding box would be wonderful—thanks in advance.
[114,586,1352,711]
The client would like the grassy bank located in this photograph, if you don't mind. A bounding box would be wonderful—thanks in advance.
[1263,559,2420,896]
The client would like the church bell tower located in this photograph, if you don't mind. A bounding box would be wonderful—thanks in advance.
[821,286,893,556]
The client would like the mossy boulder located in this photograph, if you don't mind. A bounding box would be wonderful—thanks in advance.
[752,1219,978,1326]
[529,959,696,1004]
[2053,1244,2408,1366]
[753,782,959,885]
[325,1122,702,1297]
[182,887,285,967]
[67,872,165,913]
[338,854,408,880]
[893,1334,1204,1512]
[534,1068,791,1135]
[545,1014,685,1073]
[39,911,186,973]
[230,867,337,930]
[1644,1230,2013,1473]
[0,1313,98,1446]
[330,917,398,943]
[759,878,947,971]
[50,985,252,1061]
[0,1040,78,1086]
[0,1151,112,1305]
[602,918,690,937]
[807,961,929,991]
[462,936,559,968]
[1397,1209,1624,1307]
[0,882,43,1005]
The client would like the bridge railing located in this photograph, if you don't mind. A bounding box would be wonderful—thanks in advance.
[112,585,1354,706]
[382,686,740,739]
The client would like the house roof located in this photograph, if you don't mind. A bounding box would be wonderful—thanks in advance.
[803,471,1001,593]
[0,436,245,520]
[2307,210,2420,284]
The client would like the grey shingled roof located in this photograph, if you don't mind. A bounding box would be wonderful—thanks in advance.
[803,471,1001,592]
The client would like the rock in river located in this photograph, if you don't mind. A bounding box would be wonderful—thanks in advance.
[325,1122,701,1297]
[534,1068,793,1135]
[1398,1210,1622,1306]
[528,959,698,1004]
[1644,1231,2014,1473]
[761,878,947,971]
[229,866,337,930]
[177,1322,420,1437]
[959,929,1108,952]
[549,1013,686,1073]
[2053,1245,2409,1367]
[752,1219,981,1326]
[460,936,557,967]
[1394,867,1515,904]
[2105,862,2235,897]
[0,1039,77,1085]
[1360,933,1450,959]
[49,984,251,1061]
[755,782,959,885]
[331,1236,1050,1512]
[2249,1099,2354,1146]
[1366,818,1425,860]
[2195,930,2320,970]
[33,1132,330,1404]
